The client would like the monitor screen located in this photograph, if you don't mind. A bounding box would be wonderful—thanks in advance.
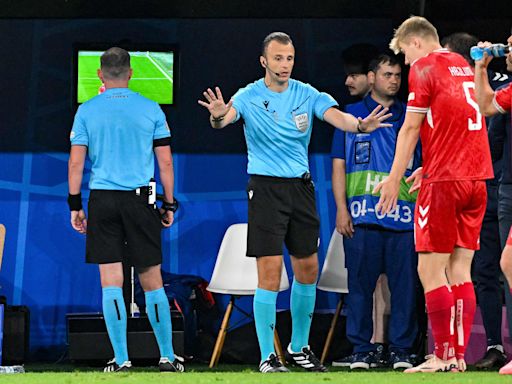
[76,49,175,104]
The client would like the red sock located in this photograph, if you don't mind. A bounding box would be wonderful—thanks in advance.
[451,282,476,360]
[425,285,455,360]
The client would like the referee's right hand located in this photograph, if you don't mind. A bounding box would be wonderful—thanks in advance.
[197,87,233,118]
[70,209,87,234]
[160,209,174,228]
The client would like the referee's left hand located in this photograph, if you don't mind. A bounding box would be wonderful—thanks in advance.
[359,105,393,133]
[160,210,174,228]
[71,209,87,234]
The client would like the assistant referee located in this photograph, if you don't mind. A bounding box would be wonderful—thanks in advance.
[68,47,183,373]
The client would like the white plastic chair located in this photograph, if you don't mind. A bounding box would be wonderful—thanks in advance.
[207,223,289,367]
[317,229,349,363]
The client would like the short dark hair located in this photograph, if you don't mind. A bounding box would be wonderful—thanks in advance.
[261,32,293,56]
[100,47,131,79]
[441,32,479,66]
[368,53,401,73]
[342,43,379,75]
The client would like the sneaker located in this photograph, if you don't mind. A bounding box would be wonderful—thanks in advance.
[475,347,507,370]
[159,356,185,372]
[499,360,512,374]
[104,358,132,372]
[259,353,290,373]
[404,354,457,373]
[350,352,374,370]
[389,351,413,370]
[370,344,388,368]
[332,354,354,367]
[285,345,328,372]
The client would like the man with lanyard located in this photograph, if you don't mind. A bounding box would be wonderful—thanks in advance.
[198,32,391,373]
[331,53,421,370]
[68,47,183,373]
[474,33,512,375]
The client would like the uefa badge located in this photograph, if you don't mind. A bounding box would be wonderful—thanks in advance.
[293,112,309,132]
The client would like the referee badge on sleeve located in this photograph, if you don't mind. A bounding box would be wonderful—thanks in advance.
[293,112,309,132]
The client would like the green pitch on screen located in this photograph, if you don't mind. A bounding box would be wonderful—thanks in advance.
[78,51,174,104]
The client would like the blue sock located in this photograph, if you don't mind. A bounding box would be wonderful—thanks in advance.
[290,278,316,352]
[102,287,128,364]
[254,288,278,362]
[145,288,174,360]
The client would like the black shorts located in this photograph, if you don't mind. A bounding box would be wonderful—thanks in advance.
[86,190,163,268]
[246,175,320,257]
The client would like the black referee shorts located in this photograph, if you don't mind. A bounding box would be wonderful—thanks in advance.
[86,190,163,268]
[246,175,320,258]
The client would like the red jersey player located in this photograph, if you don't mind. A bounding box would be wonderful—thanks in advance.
[474,33,512,375]
[375,16,493,373]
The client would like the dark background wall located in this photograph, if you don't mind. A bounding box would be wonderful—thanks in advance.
[1,0,511,154]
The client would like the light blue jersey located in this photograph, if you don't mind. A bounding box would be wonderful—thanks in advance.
[232,79,338,178]
[70,88,170,190]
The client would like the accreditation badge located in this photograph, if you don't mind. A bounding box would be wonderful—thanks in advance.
[293,112,309,132]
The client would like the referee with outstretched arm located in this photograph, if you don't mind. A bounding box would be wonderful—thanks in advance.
[199,32,392,373]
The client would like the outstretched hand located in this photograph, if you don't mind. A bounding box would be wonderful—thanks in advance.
[359,105,393,133]
[197,87,233,118]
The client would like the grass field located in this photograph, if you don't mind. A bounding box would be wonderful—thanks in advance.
[77,51,174,104]
[2,364,509,383]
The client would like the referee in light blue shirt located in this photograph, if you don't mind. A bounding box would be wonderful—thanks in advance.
[68,47,183,373]
[198,32,392,373]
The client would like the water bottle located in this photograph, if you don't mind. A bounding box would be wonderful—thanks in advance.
[470,44,510,61]
[0,365,25,374]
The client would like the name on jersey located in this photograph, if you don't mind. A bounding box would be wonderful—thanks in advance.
[448,66,474,77]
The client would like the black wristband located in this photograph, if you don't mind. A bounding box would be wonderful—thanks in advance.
[162,198,179,213]
[211,115,225,123]
[67,193,82,211]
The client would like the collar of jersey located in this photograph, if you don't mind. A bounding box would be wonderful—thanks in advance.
[258,78,292,96]
[102,87,132,95]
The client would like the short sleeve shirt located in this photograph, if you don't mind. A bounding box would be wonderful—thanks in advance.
[70,88,170,190]
[407,49,493,183]
[232,79,338,178]
[494,82,512,114]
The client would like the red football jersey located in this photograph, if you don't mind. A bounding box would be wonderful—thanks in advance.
[407,49,493,183]
[494,82,512,113]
